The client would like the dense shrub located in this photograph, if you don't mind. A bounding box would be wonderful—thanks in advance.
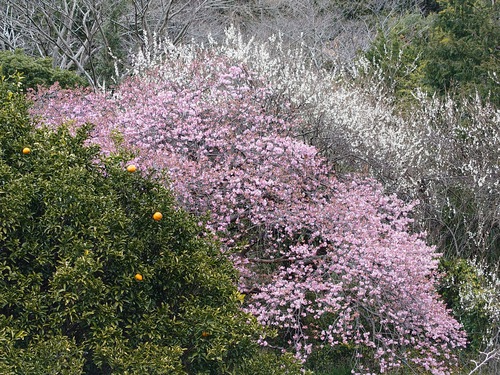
[439,259,500,374]
[0,49,87,90]
[440,259,499,350]
[31,50,467,374]
[363,0,500,106]
[0,75,296,374]
[362,13,431,102]
[423,0,500,102]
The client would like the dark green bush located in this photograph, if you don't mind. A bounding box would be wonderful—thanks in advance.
[362,13,430,102]
[439,258,498,351]
[0,77,301,374]
[234,351,311,375]
[0,49,87,90]
[363,0,500,106]
[423,0,500,104]
[304,345,353,375]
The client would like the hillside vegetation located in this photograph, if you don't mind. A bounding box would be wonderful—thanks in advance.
[1,0,499,374]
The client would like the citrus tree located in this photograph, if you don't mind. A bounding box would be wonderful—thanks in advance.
[0,74,304,375]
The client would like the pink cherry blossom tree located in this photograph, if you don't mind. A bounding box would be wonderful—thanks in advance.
[30,52,466,374]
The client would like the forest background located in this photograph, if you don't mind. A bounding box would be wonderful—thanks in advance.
[0,0,499,374]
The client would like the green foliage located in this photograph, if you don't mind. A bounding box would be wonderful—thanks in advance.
[0,49,87,90]
[363,13,431,101]
[363,0,500,106]
[1,335,85,374]
[234,351,312,375]
[439,258,499,352]
[423,0,500,102]
[0,78,301,374]
[91,2,128,86]
[0,73,31,158]
[305,345,353,375]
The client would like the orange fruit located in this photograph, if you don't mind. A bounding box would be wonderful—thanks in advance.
[22,147,31,154]
[153,212,163,221]
[126,164,137,172]
[134,273,143,281]
[201,331,210,337]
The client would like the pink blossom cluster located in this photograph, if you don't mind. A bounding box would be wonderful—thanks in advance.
[30,55,466,374]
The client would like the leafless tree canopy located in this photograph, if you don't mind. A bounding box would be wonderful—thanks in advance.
[0,0,431,86]
[0,0,235,86]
